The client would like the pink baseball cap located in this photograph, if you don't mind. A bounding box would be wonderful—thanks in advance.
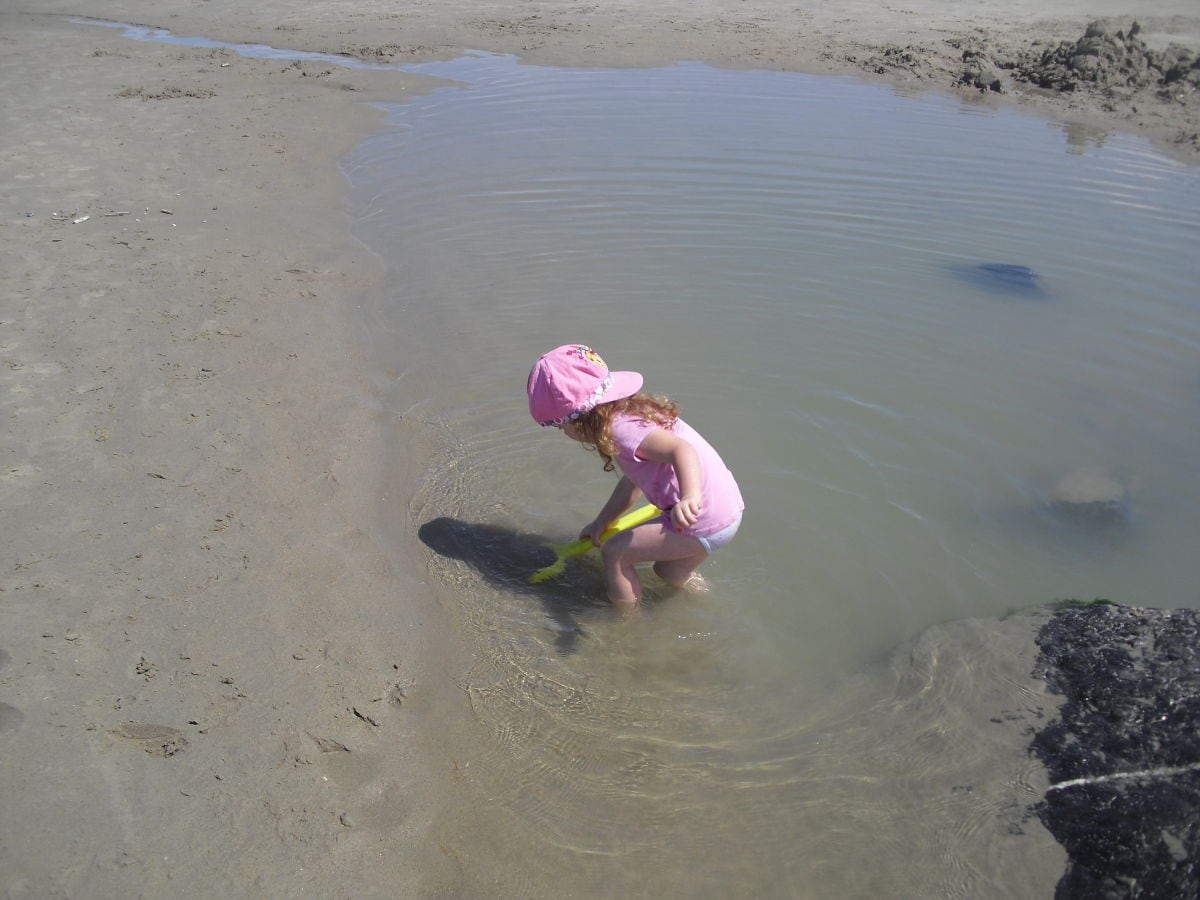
[527,344,643,427]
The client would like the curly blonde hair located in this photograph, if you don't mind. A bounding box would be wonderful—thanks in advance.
[573,392,678,472]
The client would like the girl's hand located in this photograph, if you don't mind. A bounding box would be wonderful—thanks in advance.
[579,519,609,546]
[671,495,702,531]
[583,477,643,546]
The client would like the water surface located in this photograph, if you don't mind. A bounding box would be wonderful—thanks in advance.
[343,53,1200,895]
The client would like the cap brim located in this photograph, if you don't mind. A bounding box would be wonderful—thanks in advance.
[607,370,643,403]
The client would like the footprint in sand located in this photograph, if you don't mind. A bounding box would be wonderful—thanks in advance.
[110,722,188,757]
[0,650,20,735]
[0,703,24,735]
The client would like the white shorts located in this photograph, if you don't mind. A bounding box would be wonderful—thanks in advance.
[696,512,742,554]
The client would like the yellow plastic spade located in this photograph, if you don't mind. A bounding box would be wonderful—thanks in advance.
[529,504,661,583]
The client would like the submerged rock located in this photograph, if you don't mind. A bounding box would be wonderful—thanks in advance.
[1031,603,1200,898]
[976,262,1039,286]
[1049,466,1128,526]
[950,261,1048,298]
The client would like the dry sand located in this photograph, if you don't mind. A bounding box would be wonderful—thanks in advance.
[2,1,1197,896]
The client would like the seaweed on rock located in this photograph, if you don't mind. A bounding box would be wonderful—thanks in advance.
[1032,603,1200,899]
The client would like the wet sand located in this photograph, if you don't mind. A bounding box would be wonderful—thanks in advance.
[1,1,1197,896]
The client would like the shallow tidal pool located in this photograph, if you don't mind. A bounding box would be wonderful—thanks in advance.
[343,52,1200,896]
[79,19,1200,895]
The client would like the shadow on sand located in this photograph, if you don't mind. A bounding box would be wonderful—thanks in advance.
[417,517,616,654]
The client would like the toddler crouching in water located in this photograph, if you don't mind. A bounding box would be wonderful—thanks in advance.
[527,344,743,608]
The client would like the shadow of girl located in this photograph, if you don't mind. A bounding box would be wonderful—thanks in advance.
[417,517,613,653]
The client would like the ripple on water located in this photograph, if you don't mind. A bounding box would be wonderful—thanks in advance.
[358,52,1196,897]
[71,20,1198,894]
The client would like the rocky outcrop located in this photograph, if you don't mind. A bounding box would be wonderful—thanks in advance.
[951,20,1200,100]
[940,19,1200,156]
[1022,21,1200,97]
[1016,21,1200,96]
[1031,603,1200,898]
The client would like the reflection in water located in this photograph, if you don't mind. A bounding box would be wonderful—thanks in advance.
[1056,119,1111,155]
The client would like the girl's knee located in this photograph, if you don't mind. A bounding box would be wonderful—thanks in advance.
[600,538,632,568]
[653,555,705,585]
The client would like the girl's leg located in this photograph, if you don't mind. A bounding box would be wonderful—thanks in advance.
[600,524,707,606]
[652,556,708,586]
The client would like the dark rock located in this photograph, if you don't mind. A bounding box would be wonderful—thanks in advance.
[950,262,1049,298]
[976,262,1038,284]
[1031,603,1200,898]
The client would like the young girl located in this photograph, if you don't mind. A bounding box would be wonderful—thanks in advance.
[527,344,743,608]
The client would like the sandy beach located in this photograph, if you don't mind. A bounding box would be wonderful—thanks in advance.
[2,1,1197,896]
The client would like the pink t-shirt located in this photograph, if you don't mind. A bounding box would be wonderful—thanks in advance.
[609,413,744,538]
